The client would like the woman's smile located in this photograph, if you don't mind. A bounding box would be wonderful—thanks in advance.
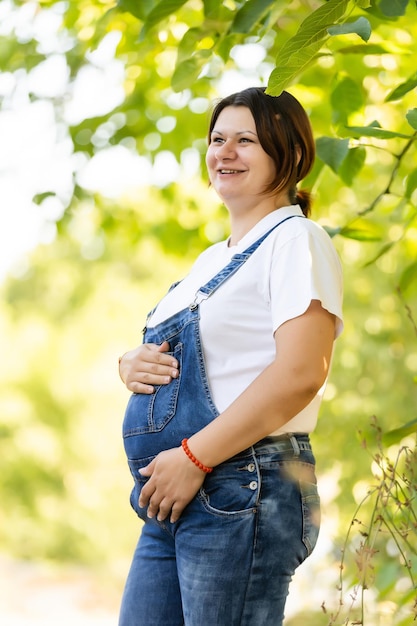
[206,105,276,205]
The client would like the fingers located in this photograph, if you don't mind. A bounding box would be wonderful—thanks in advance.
[120,342,179,393]
[138,469,167,520]
[170,501,185,524]
[142,494,186,522]
[156,341,170,353]
[126,381,157,394]
[125,368,177,394]
[137,449,203,523]
[138,468,155,509]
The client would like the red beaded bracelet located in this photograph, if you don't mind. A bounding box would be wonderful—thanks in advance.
[181,439,213,474]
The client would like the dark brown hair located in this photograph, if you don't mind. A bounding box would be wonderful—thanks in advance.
[208,87,315,216]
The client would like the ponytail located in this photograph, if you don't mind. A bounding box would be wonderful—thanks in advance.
[289,187,312,217]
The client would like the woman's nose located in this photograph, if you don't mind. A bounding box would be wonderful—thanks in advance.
[215,140,235,159]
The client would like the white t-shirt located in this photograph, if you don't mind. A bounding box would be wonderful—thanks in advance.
[148,205,343,434]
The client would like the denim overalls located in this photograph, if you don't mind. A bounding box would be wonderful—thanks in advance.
[120,215,321,626]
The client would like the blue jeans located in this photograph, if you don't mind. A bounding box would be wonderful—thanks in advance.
[119,435,320,626]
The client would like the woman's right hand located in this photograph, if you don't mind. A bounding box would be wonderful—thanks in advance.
[118,341,179,394]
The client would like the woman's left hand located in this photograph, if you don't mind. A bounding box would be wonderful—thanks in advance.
[138,447,206,523]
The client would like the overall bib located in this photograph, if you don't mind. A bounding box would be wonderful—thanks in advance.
[120,215,320,626]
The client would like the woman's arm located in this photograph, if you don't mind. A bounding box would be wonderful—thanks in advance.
[139,299,336,522]
[188,299,335,466]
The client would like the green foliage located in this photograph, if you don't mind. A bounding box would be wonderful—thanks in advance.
[326,417,417,624]
[229,0,277,34]
[1,0,417,621]
[268,0,351,94]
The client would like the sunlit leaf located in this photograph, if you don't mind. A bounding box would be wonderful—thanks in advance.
[177,28,208,64]
[140,0,189,38]
[267,0,349,94]
[230,0,276,33]
[198,2,235,31]
[216,33,242,62]
[277,0,349,66]
[328,17,372,42]
[339,224,383,241]
[406,108,417,130]
[385,75,417,101]
[117,0,151,20]
[399,261,417,293]
[172,51,211,92]
[203,0,222,19]
[382,418,417,446]
[345,124,412,139]
[405,168,417,198]
[331,76,364,115]
[339,146,366,185]
[316,136,349,173]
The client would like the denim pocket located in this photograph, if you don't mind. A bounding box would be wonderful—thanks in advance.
[127,455,154,520]
[299,478,321,555]
[198,460,259,517]
[123,343,183,437]
[260,457,320,559]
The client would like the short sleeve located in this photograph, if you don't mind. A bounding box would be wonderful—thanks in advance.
[268,225,343,337]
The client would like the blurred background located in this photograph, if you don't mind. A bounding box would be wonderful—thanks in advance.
[1,1,416,624]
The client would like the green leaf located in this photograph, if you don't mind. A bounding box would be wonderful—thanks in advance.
[331,76,364,115]
[203,1,234,23]
[316,136,349,173]
[337,43,388,55]
[339,146,366,185]
[267,0,349,94]
[216,33,241,62]
[385,75,417,102]
[379,0,409,17]
[339,224,382,241]
[172,51,211,92]
[177,28,207,64]
[33,191,56,205]
[230,0,277,33]
[323,225,342,238]
[117,0,153,20]
[268,65,308,94]
[406,108,417,130]
[203,0,221,19]
[345,124,412,139]
[382,418,417,446]
[140,0,189,39]
[399,261,417,293]
[405,168,417,198]
[328,16,372,42]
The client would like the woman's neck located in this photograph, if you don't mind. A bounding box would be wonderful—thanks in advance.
[227,194,291,246]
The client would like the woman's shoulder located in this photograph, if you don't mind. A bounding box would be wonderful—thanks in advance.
[267,213,336,250]
[267,215,343,275]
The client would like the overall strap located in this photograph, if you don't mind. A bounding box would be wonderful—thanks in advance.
[190,214,305,309]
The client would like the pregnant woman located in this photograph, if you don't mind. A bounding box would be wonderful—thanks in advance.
[118,86,343,626]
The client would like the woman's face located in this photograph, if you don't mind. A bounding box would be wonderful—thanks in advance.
[206,106,277,206]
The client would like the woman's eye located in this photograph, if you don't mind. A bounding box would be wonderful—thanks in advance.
[212,137,223,144]
[239,137,252,143]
